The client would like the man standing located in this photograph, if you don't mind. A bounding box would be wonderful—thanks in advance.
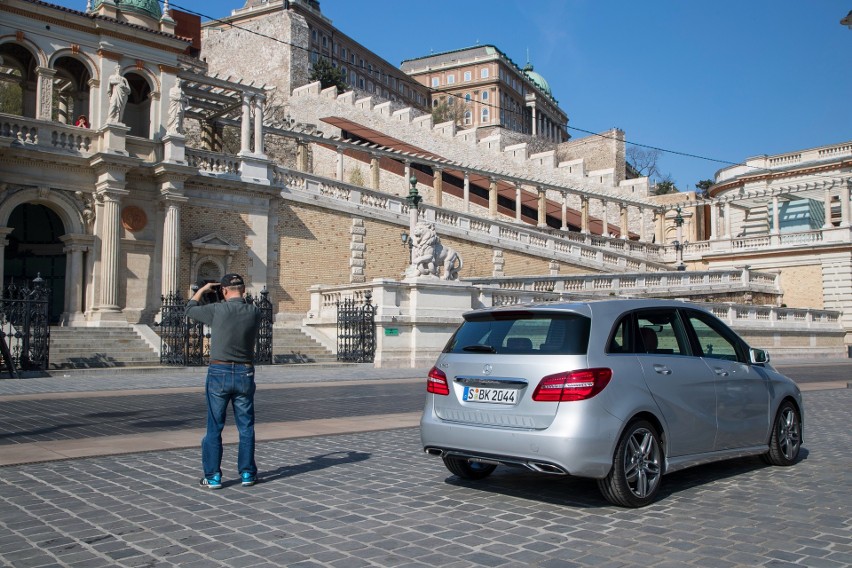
[186,274,262,489]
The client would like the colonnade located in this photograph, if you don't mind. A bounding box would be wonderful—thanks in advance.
[706,180,852,240]
[325,144,657,241]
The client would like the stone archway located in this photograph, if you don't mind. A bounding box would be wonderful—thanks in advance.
[4,204,66,323]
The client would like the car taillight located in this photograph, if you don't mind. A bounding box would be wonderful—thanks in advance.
[427,366,450,396]
[531,368,613,402]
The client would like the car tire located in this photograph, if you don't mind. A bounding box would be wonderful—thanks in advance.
[442,456,497,480]
[597,420,663,508]
[762,401,802,466]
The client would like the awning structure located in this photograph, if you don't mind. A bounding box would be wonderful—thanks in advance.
[321,116,625,236]
[178,70,270,123]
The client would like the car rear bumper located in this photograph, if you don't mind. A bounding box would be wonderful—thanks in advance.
[420,398,623,479]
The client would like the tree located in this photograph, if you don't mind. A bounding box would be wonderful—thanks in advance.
[694,179,714,198]
[626,146,661,179]
[309,58,347,92]
[654,179,678,195]
[431,97,469,127]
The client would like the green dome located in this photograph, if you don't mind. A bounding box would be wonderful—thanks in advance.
[523,62,552,98]
[94,0,162,20]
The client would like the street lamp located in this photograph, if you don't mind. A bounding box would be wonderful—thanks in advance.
[673,207,686,271]
[405,174,420,267]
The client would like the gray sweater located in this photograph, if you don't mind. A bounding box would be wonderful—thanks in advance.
[186,298,261,363]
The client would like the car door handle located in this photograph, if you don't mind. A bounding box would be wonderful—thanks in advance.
[653,364,672,375]
[713,368,729,377]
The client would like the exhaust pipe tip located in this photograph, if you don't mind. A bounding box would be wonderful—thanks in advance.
[425,448,444,457]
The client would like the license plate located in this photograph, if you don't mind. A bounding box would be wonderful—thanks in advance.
[462,386,517,405]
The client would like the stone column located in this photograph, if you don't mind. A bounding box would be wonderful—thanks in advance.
[59,234,89,325]
[296,141,309,172]
[240,93,252,154]
[0,227,14,286]
[841,179,851,228]
[771,196,781,242]
[371,153,381,190]
[95,188,129,315]
[253,94,265,155]
[823,187,834,229]
[601,199,609,236]
[710,202,720,240]
[201,121,215,150]
[560,192,568,231]
[537,186,547,228]
[639,207,647,242]
[336,146,344,181]
[515,184,522,222]
[463,172,470,213]
[433,167,443,207]
[580,196,590,234]
[530,105,537,137]
[724,202,733,239]
[36,67,56,121]
[160,198,183,296]
[655,209,665,243]
[488,177,498,218]
[619,203,629,239]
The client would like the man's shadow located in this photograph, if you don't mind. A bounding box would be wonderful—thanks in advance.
[250,451,371,485]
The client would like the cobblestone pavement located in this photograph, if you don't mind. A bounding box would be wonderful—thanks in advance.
[1,387,850,568]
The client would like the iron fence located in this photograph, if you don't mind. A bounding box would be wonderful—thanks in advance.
[0,275,51,376]
[336,291,375,363]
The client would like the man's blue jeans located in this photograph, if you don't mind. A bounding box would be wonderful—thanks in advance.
[201,363,257,479]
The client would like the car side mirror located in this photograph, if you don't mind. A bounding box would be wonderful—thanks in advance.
[749,348,770,365]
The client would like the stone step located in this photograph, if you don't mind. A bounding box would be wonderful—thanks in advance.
[48,326,159,370]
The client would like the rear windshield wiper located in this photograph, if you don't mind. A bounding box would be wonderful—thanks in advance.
[462,344,496,353]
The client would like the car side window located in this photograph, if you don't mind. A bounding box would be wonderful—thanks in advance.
[635,310,689,355]
[684,310,744,362]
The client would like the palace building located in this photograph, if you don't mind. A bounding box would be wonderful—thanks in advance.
[0,0,848,369]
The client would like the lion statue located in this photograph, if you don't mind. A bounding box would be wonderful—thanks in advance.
[410,222,463,280]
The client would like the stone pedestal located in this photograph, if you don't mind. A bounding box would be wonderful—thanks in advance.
[162,133,186,163]
[100,123,130,154]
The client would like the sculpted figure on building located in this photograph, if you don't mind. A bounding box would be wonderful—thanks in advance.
[411,222,463,280]
[107,66,131,124]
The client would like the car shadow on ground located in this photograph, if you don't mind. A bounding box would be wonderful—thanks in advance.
[444,448,809,509]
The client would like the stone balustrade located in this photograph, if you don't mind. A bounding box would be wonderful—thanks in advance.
[305,278,846,366]
[273,164,670,273]
[716,141,852,183]
[463,268,781,299]
[1,114,93,154]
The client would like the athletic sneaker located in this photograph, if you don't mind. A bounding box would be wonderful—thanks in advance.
[241,472,256,487]
[199,474,222,489]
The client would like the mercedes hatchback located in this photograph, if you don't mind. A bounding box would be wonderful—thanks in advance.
[420,299,803,507]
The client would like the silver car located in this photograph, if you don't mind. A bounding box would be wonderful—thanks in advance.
[420,299,803,507]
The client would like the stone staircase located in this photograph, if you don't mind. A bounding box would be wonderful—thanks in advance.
[49,327,160,369]
[272,327,337,364]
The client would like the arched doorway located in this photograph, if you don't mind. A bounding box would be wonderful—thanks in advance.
[125,72,152,138]
[4,204,66,323]
[0,42,38,118]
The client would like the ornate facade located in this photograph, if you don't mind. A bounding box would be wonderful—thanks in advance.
[0,0,848,360]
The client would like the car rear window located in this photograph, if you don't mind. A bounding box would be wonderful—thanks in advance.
[444,311,591,355]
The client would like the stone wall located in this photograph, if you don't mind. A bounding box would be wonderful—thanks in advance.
[201,9,310,104]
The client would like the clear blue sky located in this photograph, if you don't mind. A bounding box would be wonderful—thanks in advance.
[56,0,852,190]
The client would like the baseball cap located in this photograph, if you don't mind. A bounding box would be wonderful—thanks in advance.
[220,273,245,287]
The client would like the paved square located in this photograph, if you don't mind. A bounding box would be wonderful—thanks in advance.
[1,388,850,567]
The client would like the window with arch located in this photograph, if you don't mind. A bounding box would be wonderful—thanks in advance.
[124,72,152,138]
[482,91,489,101]
[463,110,472,125]
[464,93,471,102]
[481,108,489,123]
[0,42,38,117]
